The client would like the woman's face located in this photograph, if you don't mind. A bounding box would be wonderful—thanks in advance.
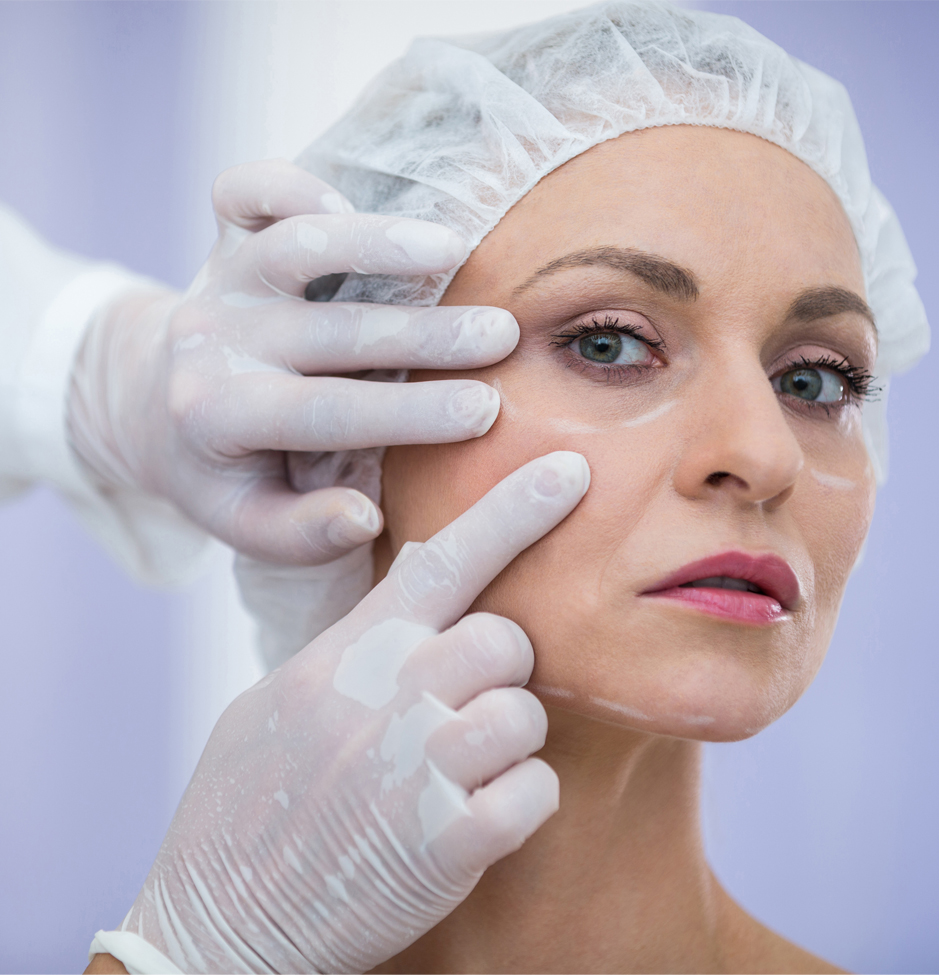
[378,126,877,741]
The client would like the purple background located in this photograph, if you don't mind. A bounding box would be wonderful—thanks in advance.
[0,2,935,972]
[0,3,202,972]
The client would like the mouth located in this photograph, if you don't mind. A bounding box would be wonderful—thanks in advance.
[640,551,800,625]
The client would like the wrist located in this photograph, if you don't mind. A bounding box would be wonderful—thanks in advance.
[68,287,179,495]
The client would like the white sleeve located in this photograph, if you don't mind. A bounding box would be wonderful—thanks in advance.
[0,202,211,586]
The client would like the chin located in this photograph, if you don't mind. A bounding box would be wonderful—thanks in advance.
[518,596,830,743]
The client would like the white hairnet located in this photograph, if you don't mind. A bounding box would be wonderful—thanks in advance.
[298,0,929,483]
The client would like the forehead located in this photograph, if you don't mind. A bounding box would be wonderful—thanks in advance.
[464,125,865,303]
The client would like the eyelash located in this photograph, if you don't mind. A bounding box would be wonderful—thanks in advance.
[551,317,879,411]
[551,315,666,382]
[781,354,879,402]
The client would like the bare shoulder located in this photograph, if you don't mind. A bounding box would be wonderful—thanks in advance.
[715,883,847,974]
[84,953,128,974]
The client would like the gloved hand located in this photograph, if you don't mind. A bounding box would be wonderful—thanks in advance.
[106,452,589,974]
[68,159,517,564]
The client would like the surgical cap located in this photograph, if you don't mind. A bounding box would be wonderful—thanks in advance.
[298,0,929,483]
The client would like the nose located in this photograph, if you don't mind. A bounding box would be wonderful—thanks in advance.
[672,358,803,508]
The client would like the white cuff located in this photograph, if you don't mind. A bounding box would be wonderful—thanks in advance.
[15,263,148,494]
[14,263,212,585]
[89,930,182,975]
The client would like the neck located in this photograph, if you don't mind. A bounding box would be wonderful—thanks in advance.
[376,705,731,973]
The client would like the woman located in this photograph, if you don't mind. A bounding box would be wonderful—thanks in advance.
[92,3,929,972]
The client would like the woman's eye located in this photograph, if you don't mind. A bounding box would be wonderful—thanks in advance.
[577,331,650,365]
[775,366,845,403]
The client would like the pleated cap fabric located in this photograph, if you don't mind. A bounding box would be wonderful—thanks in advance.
[298,0,929,481]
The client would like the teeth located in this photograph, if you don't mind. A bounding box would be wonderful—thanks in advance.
[682,576,764,594]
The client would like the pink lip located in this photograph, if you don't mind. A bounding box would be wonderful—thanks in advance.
[640,551,800,625]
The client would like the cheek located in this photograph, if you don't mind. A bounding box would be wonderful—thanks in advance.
[797,453,877,630]
[379,378,666,609]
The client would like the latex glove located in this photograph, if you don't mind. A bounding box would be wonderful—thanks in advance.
[111,452,589,974]
[68,159,517,564]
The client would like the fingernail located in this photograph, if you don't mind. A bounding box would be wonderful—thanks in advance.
[327,499,382,548]
[531,452,591,501]
[447,384,500,436]
[453,307,519,353]
[385,221,467,269]
[321,191,355,214]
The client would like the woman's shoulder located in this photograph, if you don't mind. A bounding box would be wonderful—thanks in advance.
[716,884,847,974]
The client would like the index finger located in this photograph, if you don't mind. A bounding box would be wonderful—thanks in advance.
[361,452,590,631]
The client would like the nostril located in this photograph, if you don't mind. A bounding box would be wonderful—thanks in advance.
[706,471,731,486]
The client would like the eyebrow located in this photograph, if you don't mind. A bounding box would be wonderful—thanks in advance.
[786,286,876,332]
[512,246,700,302]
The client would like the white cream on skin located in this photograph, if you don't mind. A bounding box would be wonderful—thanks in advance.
[530,684,574,700]
[621,399,676,427]
[811,467,857,491]
[490,377,519,419]
[590,696,651,722]
[544,401,677,435]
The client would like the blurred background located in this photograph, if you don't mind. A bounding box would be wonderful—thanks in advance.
[0,2,935,971]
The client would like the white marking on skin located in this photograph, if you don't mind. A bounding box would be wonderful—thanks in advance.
[380,692,456,792]
[543,402,676,434]
[591,696,651,722]
[354,306,410,354]
[491,377,518,418]
[338,855,355,880]
[239,865,252,882]
[174,333,205,351]
[297,223,328,253]
[418,759,470,847]
[621,400,676,427]
[273,790,289,809]
[811,468,857,491]
[531,684,574,699]
[464,729,486,746]
[679,714,715,726]
[222,347,282,375]
[545,416,603,435]
[220,291,281,309]
[333,617,437,709]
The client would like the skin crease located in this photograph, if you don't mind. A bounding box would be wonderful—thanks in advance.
[369,126,878,974]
